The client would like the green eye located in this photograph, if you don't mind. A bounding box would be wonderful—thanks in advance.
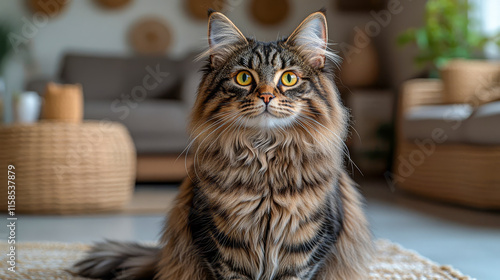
[281,71,298,86]
[235,71,252,86]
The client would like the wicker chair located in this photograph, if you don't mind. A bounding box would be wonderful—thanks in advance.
[393,79,500,209]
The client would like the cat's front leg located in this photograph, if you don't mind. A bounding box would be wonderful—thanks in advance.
[156,180,209,280]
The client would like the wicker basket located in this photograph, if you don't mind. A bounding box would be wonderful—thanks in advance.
[0,121,136,214]
[440,59,500,104]
[41,83,84,123]
[394,79,500,209]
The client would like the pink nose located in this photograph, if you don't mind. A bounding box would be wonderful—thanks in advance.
[259,93,275,105]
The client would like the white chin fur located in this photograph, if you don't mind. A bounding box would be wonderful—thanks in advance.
[243,113,296,129]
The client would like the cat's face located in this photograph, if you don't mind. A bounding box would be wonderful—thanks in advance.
[202,41,326,129]
[191,11,346,144]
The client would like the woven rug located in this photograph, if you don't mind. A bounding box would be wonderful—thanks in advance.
[0,240,473,280]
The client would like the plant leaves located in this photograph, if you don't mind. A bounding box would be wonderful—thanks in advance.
[396,0,497,69]
[397,29,416,47]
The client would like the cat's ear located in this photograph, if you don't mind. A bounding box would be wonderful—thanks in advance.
[208,11,247,68]
[286,11,331,69]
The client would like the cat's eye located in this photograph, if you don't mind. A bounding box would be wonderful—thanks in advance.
[281,71,298,86]
[235,71,253,86]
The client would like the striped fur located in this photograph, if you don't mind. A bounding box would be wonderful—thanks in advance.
[73,10,373,280]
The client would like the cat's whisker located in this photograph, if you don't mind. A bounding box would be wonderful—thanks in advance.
[192,113,239,165]
[193,113,241,181]
[299,107,322,115]
[296,117,359,175]
[296,108,360,174]
[190,110,238,136]
[298,114,351,154]
[179,111,237,169]
[292,118,318,145]
[201,115,244,163]
[349,124,363,144]
[304,117,363,174]
[182,111,241,181]
[298,115,363,176]
[180,110,234,158]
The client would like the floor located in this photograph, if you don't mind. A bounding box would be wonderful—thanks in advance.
[2,180,499,280]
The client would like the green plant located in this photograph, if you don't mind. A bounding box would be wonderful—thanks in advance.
[0,23,13,74]
[398,0,500,75]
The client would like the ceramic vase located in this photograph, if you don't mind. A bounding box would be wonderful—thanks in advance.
[14,91,41,123]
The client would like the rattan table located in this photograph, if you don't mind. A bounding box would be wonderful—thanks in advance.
[0,121,136,214]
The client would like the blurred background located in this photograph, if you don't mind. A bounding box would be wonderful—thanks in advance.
[0,0,499,279]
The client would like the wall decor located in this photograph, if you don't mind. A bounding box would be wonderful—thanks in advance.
[129,18,172,55]
[28,0,69,17]
[95,0,132,10]
[251,0,290,26]
[337,0,386,12]
[187,0,226,20]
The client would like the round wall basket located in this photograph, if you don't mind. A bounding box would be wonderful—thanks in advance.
[129,18,172,55]
[186,0,226,20]
[28,0,69,17]
[251,0,290,26]
[95,0,132,10]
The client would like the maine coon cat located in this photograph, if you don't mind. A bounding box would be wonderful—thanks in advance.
[73,10,373,280]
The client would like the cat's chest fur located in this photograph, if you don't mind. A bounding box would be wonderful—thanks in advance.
[195,182,331,280]
[192,141,338,279]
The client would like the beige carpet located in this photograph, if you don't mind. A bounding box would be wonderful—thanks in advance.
[0,240,473,280]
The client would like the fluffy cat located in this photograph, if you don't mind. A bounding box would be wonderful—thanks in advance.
[73,10,373,280]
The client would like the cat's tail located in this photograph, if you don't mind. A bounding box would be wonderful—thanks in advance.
[71,240,159,280]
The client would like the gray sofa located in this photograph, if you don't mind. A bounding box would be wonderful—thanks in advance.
[28,53,203,154]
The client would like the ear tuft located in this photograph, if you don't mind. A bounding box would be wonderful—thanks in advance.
[286,12,337,69]
[207,12,247,68]
[207,8,216,17]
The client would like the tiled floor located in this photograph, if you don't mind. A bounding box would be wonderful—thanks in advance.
[2,181,499,279]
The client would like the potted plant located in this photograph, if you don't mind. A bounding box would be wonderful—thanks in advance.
[0,23,13,73]
[0,23,14,122]
[397,0,500,77]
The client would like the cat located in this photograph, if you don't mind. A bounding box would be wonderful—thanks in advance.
[73,9,373,280]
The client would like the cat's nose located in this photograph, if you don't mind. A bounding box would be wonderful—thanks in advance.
[259,93,275,105]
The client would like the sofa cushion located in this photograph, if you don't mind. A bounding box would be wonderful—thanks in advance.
[462,101,500,144]
[60,54,182,101]
[403,102,500,145]
[403,104,473,142]
[122,56,183,100]
[60,55,128,101]
[84,100,190,153]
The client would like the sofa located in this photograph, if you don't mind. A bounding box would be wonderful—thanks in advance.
[28,53,204,181]
[392,77,500,209]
